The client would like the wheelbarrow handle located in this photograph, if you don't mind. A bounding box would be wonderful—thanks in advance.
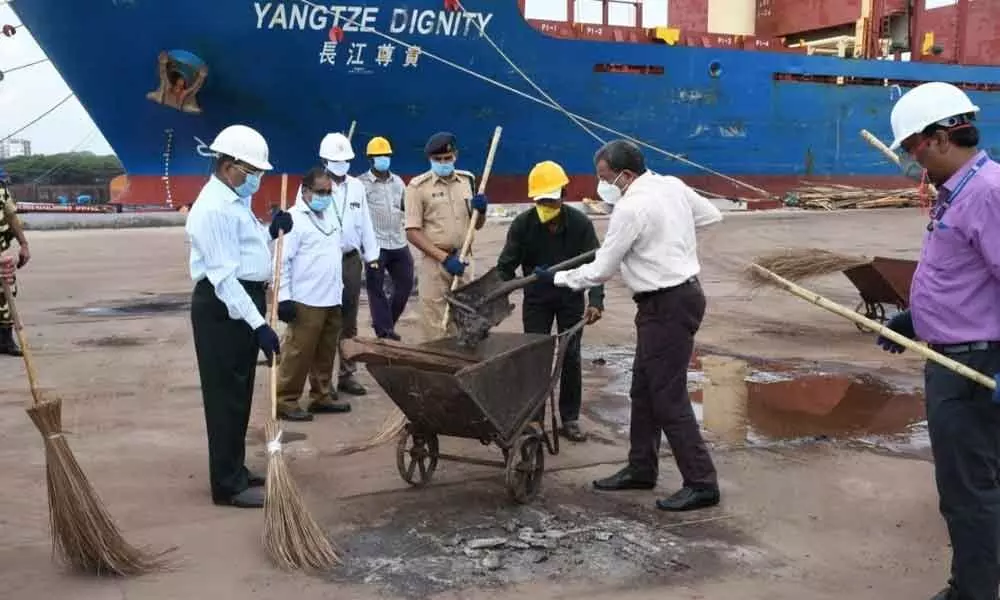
[480,249,598,305]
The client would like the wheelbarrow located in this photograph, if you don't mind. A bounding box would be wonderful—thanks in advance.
[841,256,917,331]
[349,321,586,504]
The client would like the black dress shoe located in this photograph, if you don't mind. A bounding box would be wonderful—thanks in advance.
[655,486,721,512]
[338,378,367,396]
[929,586,957,600]
[593,466,656,491]
[278,407,314,422]
[309,399,352,414]
[225,487,265,508]
[248,471,266,487]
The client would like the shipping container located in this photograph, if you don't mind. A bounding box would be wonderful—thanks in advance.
[755,0,907,38]
[914,0,1000,66]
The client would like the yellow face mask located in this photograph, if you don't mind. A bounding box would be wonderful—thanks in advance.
[535,204,561,223]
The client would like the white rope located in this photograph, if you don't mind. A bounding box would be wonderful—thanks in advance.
[295,0,771,197]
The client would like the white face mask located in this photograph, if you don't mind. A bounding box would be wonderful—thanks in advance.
[597,172,624,205]
[326,160,350,177]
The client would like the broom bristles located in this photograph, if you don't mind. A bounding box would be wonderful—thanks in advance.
[26,398,174,576]
[745,248,871,288]
[262,419,341,571]
[329,407,407,457]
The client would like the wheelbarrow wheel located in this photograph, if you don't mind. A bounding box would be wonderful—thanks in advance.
[396,430,439,487]
[853,300,885,333]
[505,431,545,504]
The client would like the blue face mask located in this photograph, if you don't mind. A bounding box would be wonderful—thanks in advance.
[308,193,332,212]
[430,160,455,178]
[234,172,262,197]
[373,156,391,172]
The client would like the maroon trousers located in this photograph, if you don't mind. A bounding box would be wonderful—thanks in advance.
[627,278,718,490]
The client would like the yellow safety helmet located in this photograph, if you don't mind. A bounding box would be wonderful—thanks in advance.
[528,160,569,199]
[366,136,392,156]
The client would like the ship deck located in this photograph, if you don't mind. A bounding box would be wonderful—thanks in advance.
[1,209,943,600]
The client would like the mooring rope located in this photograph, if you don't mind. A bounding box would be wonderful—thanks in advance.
[294,0,772,197]
[0,93,72,144]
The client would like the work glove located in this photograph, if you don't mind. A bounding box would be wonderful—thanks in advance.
[471,193,488,213]
[533,265,554,285]
[441,251,466,276]
[277,300,296,324]
[254,324,281,365]
[876,309,915,354]
[268,209,293,239]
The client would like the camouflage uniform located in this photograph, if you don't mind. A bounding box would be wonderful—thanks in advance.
[0,184,17,325]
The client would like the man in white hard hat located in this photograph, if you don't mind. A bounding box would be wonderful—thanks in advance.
[186,124,292,509]
[877,82,1000,600]
[538,140,723,513]
[319,132,380,399]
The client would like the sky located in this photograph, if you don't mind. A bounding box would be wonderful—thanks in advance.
[0,1,668,158]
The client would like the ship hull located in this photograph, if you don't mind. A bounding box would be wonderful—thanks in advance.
[13,0,997,216]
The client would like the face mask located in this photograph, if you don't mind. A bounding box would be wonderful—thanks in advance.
[234,172,262,197]
[596,172,624,205]
[308,193,332,212]
[535,204,561,223]
[430,160,455,178]
[326,160,350,177]
[373,156,391,172]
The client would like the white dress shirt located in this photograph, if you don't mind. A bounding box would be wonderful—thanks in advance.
[357,170,407,250]
[277,194,344,308]
[307,175,380,262]
[554,172,722,294]
[185,175,272,330]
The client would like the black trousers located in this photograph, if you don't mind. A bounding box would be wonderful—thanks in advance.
[628,279,718,490]
[338,250,362,379]
[190,278,266,503]
[522,295,585,423]
[925,345,1000,600]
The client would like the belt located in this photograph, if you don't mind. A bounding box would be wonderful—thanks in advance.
[343,249,359,258]
[195,278,268,292]
[632,277,698,303]
[928,341,1000,355]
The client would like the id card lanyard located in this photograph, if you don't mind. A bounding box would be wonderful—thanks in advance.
[928,154,989,232]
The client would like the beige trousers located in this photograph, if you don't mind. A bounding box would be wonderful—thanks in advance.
[275,303,342,413]
[416,255,471,342]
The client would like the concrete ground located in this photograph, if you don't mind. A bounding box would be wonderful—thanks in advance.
[0,207,949,600]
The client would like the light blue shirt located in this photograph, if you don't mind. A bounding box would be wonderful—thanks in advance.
[185,175,272,330]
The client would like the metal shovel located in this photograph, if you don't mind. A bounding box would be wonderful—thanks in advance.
[445,249,598,346]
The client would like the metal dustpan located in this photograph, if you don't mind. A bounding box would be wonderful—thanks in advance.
[446,249,597,346]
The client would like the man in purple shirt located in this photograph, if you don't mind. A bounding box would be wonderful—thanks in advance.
[879,81,1000,600]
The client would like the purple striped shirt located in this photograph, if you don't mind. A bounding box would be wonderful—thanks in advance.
[910,150,1000,344]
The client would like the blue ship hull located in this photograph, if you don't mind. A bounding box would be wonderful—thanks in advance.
[13,0,1000,211]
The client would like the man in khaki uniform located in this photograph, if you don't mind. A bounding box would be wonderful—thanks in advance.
[0,168,29,356]
[404,132,489,341]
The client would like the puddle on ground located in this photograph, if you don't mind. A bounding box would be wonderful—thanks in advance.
[581,345,929,458]
[333,487,769,599]
[60,293,190,318]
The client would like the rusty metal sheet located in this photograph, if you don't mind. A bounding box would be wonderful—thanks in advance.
[756,0,906,38]
[367,333,557,446]
[842,256,916,307]
[671,0,709,32]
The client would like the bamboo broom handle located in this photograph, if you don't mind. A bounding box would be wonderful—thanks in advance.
[441,126,503,330]
[748,263,996,390]
[2,280,41,404]
[268,174,289,421]
[347,120,357,142]
[860,129,938,194]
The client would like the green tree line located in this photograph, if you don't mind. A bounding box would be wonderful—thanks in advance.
[0,152,124,185]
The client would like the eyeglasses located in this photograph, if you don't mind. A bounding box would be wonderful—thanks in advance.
[233,163,263,177]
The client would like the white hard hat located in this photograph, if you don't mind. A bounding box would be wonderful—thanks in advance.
[319,132,355,161]
[208,124,273,170]
[889,82,980,150]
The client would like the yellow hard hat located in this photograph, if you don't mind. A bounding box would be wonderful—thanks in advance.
[366,136,392,156]
[528,160,569,199]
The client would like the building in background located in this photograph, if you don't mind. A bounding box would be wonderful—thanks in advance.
[0,139,32,160]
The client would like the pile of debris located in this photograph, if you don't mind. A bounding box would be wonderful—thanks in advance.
[784,183,928,210]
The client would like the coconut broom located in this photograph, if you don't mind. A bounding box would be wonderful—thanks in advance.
[335,126,503,457]
[262,173,341,572]
[746,248,872,289]
[7,281,172,575]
